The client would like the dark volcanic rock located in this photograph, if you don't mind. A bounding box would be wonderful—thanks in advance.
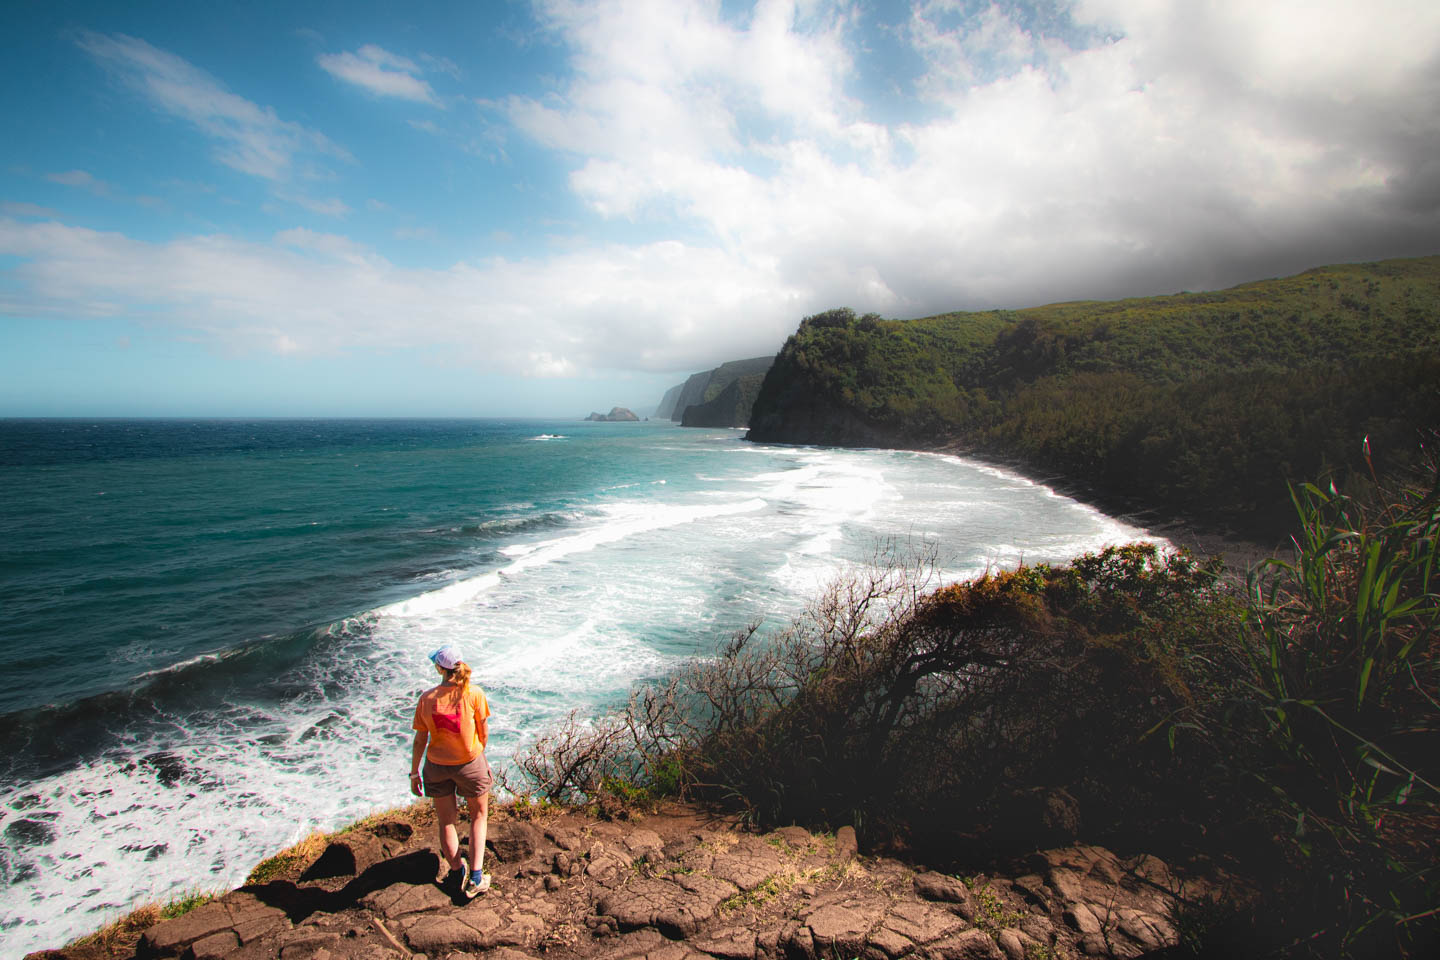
[301,834,385,881]
[488,820,544,862]
[56,802,1215,960]
[596,874,739,937]
[586,407,640,422]
[914,872,972,905]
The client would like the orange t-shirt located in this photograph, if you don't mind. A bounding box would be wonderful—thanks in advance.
[412,684,490,765]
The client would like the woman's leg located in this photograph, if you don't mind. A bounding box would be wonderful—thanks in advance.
[434,794,461,870]
[468,792,489,876]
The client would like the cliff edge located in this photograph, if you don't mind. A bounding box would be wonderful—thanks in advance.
[655,357,775,426]
[41,800,1217,960]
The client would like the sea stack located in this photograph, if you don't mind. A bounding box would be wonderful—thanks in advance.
[584,407,640,422]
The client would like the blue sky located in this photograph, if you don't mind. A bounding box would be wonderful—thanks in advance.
[3,0,1438,417]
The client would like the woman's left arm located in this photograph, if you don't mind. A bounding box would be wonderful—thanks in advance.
[410,730,427,796]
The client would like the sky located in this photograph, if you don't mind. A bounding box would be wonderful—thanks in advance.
[2,0,1438,417]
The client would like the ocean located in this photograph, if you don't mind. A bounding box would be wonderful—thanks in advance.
[0,418,1156,954]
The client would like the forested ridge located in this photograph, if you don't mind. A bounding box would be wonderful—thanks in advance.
[747,256,1440,533]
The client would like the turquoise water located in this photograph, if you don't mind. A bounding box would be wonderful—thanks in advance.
[0,418,1157,954]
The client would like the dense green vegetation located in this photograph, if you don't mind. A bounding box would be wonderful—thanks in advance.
[512,461,1440,957]
[661,355,774,422]
[680,372,768,427]
[748,256,1440,533]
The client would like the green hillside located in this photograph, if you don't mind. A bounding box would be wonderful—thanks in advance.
[748,256,1440,532]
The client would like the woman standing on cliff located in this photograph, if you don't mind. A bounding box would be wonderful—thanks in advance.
[410,644,492,899]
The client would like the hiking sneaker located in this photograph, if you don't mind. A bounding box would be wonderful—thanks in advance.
[463,871,491,900]
[457,859,471,892]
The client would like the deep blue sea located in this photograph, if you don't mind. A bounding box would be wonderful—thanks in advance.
[0,418,1158,954]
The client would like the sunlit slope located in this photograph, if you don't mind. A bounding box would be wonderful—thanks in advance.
[748,256,1440,531]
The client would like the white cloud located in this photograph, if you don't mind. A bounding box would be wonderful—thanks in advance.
[317,44,441,105]
[507,0,1440,313]
[9,2,1439,387]
[420,53,464,80]
[2,202,61,218]
[0,218,797,374]
[283,194,352,218]
[78,32,350,180]
[45,170,109,194]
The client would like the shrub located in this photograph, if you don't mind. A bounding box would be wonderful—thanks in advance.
[509,543,1240,851]
[1232,449,1440,956]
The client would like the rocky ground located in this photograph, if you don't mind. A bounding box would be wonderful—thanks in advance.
[30,801,1221,960]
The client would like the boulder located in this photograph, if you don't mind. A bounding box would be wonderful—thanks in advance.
[404,916,489,953]
[780,922,816,960]
[495,913,546,947]
[369,820,414,842]
[1064,903,1103,936]
[301,834,386,880]
[596,874,739,937]
[694,929,757,960]
[360,881,452,918]
[880,900,964,946]
[928,929,1005,960]
[137,902,234,958]
[624,828,665,862]
[994,929,1040,960]
[276,931,342,960]
[913,872,970,905]
[488,821,543,862]
[806,903,882,957]
[711,844,786,892]
[545,826,583,850]
[864,926,915,959]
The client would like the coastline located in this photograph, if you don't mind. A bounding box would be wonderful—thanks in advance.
[922,439,1283,575]
[743,432,1283,576]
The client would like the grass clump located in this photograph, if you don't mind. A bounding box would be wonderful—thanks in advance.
[718,872,795,914]
[507,791,561,821]
[66,888,218,955]
[245,829,329,884]
[1024,943,1064,960]
[969,882,1026,939]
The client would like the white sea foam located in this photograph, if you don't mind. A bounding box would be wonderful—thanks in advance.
[372,498,766,620]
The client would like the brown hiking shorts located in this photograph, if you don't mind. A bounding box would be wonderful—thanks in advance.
[423,752,493,799]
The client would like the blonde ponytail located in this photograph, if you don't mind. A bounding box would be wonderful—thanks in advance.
[446,661,471,695]
[439,661,471,707]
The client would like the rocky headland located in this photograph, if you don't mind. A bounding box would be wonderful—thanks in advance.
[585,409,640,422]
[653,358,773,427]
[38,800,1223,960]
